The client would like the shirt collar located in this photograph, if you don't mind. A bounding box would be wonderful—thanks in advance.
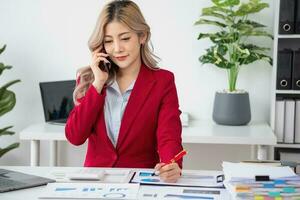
[108,78,136,94]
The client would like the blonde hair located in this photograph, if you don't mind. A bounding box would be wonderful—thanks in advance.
[73,0,159,105]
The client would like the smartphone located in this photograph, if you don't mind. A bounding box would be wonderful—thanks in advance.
[98,47,111,73]
[99,60,111,73]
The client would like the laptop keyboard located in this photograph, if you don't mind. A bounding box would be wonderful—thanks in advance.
[0,178,27,191]
[0,169,55,193]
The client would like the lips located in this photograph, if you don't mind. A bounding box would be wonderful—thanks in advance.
[115,56,128,61]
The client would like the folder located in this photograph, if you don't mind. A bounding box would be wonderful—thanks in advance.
[275,100,285,143]
[295,100,300,143]
[296,0,300,33]
[279,0,296,34]
[293,50,300,90]
[284,99,295,143]
[277,49,293,90]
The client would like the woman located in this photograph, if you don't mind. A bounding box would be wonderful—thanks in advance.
[65,0,183,183]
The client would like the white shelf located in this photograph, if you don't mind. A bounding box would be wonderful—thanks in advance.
[276,90,300,94]
[278,35,300,39]
[275,144,300,148]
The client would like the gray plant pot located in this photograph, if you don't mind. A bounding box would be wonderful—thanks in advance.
[212,91,251,126]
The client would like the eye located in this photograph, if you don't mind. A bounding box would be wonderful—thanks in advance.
[104,40,112,44]
[121,37,131,41]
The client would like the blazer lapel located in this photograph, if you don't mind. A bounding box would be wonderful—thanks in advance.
[116,64,156,149]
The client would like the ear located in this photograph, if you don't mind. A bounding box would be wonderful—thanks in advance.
[139,31,147,45]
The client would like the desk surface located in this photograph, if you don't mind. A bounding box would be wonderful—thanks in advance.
[0,166,231,200]
[20,121,276,145]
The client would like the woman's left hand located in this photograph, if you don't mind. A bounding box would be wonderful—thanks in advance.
[154,162,181,183]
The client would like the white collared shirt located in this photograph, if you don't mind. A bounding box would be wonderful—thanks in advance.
[104,79,136,147]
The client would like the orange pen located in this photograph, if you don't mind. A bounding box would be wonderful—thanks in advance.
[153,149,188,176]
[167,149,187,164]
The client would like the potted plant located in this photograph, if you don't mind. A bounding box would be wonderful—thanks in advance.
[195,0,272,125]
[0,44,20,157]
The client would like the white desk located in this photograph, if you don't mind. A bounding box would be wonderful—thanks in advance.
[20,123,66,166]
[19,121,276,166]
[0,166,231,200]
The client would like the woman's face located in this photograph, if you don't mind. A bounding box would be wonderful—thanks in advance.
[103,21,145,70]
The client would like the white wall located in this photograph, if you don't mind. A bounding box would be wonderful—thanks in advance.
[0,0,274,170]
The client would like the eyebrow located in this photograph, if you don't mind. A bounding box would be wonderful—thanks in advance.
[104,32,131,38]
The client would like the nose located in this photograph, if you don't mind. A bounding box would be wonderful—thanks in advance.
[113,40,123,53]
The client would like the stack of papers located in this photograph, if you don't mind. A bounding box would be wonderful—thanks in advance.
[223,162,300,199]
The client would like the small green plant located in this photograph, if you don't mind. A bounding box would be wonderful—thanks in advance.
[195,0,273,92]
[0,44,21,158]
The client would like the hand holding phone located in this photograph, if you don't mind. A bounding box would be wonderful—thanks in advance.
[97,46,112,73]
[90,47,110,92]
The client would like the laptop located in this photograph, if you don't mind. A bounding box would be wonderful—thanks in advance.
[39,80,76,124]
[0,168,55,192]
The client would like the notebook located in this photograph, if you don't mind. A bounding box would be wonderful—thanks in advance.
[0,168,55,192]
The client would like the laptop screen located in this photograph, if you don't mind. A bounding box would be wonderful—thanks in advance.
[39,80,75,124]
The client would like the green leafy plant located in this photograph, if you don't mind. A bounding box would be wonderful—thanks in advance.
[0,44,21,158]
[195,0,273,92]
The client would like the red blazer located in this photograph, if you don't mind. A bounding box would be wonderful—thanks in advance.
[65,64,183,168]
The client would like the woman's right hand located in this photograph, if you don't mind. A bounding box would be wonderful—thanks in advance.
[91,47,110,93]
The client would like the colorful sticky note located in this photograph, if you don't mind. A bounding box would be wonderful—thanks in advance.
[282,187,296,193]
[265,197,274,200]
[235,185,250,192]
[274,197,282,200]
[274,180,286,184]
[254,195,264,200]
[264,183,275,188]
[268,191,281,197]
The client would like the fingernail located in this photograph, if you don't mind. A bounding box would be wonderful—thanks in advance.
[154,171,160,176]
